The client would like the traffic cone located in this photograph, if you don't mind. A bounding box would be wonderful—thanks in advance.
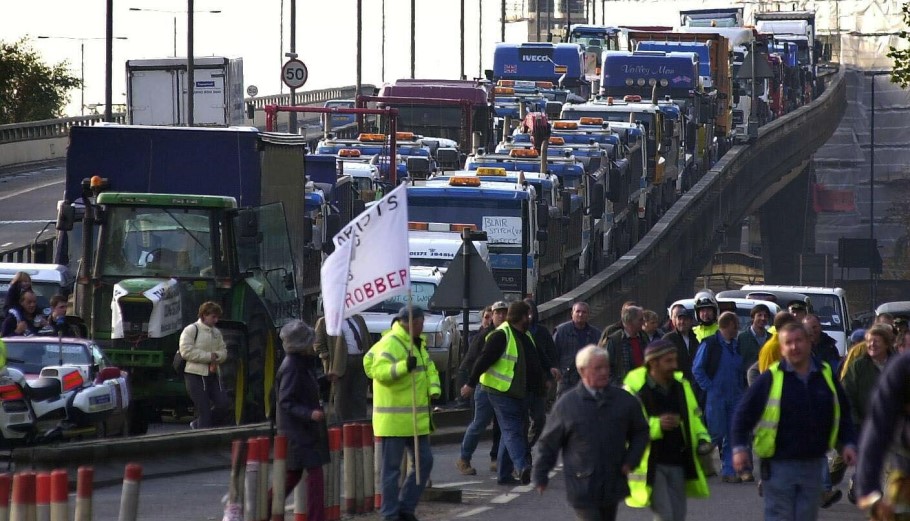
[342,423,360,515]
[117,464,142,521]
[35,472,49,521]
[0,473,12,521]
[10,472,35,521]
[49,471,67,521]
[362,423,374,513]
[243,438,260,521]
[74,466,93,521]
[270,435,287,521]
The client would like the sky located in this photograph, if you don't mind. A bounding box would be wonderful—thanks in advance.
[2,0,536,117]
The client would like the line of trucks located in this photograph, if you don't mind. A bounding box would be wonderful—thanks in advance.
[49,8,826,430]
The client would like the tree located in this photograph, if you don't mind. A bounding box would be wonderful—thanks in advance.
[888,3,910,87]
[0,37,82,124]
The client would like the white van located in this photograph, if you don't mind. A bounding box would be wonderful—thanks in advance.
[0,263,75,317]
[741,285,851,355]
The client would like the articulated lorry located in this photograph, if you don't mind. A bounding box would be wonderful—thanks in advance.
[57,124,358,432]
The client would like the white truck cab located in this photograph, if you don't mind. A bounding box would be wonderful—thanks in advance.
[741,285,851,355]
[409,230,490,270]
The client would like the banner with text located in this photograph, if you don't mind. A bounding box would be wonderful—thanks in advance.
[321,183,410,336]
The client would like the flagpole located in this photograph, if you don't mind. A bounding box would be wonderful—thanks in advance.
[406,289,421,483]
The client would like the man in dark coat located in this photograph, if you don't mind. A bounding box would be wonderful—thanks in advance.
[600,305,649,385]
[533,345,649,521]
[275,320,330,521]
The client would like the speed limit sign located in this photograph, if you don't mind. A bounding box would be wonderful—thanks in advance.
[282,59,308,89]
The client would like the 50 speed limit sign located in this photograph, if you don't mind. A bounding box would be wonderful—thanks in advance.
[282,59,309,89]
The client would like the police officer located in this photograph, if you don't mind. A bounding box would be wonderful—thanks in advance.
[365,307,441,521]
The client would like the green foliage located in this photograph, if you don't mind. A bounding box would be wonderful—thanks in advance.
[888,3,910,87]
[0,37,82,124]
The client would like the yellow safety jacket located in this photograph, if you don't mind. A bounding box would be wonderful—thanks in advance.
[693,323,718,343]
[479,323,534,393]
[753,361,839,458]
[623,367,711,508]
[364,322,441,437]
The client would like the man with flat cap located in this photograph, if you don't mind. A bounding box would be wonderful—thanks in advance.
[365,306,441,521]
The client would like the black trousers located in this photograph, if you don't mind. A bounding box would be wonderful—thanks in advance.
[184,372,230,428]
[573,502,619,521]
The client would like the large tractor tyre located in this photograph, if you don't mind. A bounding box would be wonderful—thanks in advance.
[219,327,246,425]
[243,316,278,424]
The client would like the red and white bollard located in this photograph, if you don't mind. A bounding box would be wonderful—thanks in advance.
[35,472,50,521]
[328,427,342,521]
[49,471,67,521]
[361,423,374,513]
[373,437,382,511]
[0,473,12,521]
[74,466,93,521]
[342,423,359,516]
[10,472,35,521]
[270,435,287,521]
[257,437,270,521]
[292,476,307,521]
[117,464,142,521]
[243,438,260,521]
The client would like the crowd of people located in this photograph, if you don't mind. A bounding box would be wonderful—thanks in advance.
[442,292,910,521]
[8,267,910,521]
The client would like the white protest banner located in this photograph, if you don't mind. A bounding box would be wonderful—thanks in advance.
[320,183,410,335]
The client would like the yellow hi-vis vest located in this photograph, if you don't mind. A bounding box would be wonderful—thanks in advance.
[364,322,441,437]
[693,323,718,343]
[479,323,534,393]
[623,367,711,508]
[753,361,839,458]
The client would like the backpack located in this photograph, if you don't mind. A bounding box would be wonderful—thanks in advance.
[172,324,199,375]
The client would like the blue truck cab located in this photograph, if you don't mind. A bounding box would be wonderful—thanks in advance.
[493,43,590,99]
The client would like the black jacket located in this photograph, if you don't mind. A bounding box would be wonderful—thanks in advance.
[601,328,650,385]
[533,383,649,508]
[856,352,910,498]
[662,329,700,384]
[275,353,330,471]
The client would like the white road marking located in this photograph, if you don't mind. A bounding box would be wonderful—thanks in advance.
[490,492,520,504]
[456,506,493,518]
[434,480,483,488]
[0,179,64,202]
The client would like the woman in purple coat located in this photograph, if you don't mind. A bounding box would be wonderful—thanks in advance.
[275,320,330,521]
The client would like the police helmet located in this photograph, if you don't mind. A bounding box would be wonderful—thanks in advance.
[693,290,719,323]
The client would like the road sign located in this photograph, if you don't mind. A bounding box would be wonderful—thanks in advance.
[281,59,308,89]
[430,239,503,311]
[246,85,258,97]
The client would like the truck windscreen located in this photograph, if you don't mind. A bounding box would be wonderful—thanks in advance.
[99,207,218,278]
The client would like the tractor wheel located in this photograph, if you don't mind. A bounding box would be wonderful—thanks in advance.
[243,316,277,423]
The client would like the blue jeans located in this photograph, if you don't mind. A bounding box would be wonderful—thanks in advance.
[379,435,433,519]
[705,397,737,477]
[460,385,495,462]
[487,392,528,482]
[764,458,825,521]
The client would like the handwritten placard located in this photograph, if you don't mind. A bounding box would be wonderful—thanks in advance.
[482,216,523,244]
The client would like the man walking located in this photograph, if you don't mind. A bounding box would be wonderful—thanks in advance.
[463,300,543,485]
[533,345,649,521]
[365,307,441,521]
[738,304,771,375]
[455,301,507,475]
[553,302,601,397]
[732,322,857,521]
[662,305,699,385]
[624,340,712,521]
[693,311,747,483]
[600,305,649,384]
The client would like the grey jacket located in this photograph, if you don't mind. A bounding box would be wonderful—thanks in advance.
[533,383,649,509]
[276,353,330,471]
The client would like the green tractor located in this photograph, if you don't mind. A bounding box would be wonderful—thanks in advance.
[62,187,299,433]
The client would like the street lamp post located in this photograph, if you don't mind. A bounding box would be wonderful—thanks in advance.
[128,7,221,57]
[867,69,891,309]
[37,35,127,116]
